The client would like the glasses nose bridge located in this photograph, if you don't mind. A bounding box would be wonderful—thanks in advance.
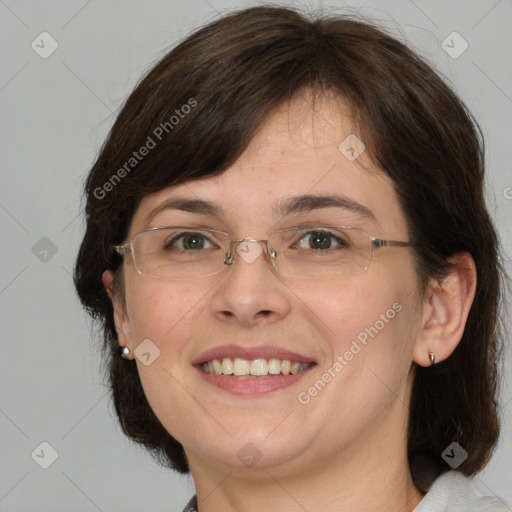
[223,236,275,267]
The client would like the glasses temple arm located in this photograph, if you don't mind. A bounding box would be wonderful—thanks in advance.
[372,239,416,249]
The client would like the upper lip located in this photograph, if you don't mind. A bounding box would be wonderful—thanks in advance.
[192,345,316,365]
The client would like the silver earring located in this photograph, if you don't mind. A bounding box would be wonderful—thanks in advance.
[428,350,436,365]
[121,347,131,359]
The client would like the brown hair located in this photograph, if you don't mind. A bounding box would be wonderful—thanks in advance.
[74,5,507,487]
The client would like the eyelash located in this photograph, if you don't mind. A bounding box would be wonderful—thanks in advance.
[292,230,349,250]
[164,229,350,251]
[165,232,217,250]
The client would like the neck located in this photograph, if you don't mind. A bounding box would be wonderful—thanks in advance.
[187,419,424,512]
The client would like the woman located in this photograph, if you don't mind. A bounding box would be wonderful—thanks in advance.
[74,6,510,511]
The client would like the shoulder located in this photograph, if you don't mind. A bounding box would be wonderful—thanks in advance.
[414,471,511,512]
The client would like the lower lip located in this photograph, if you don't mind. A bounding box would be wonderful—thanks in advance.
[195,366,314,395]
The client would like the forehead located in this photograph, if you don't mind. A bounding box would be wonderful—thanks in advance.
[130,94,408,237]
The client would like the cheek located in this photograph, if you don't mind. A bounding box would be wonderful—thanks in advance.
[299,280,419,430]
[122,274,223,417]
[300,266,420,377]
[122,277,217,439]
[292,279,406,344]
[124,275,213,344]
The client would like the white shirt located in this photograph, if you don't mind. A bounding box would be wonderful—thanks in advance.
[413,471,511,511]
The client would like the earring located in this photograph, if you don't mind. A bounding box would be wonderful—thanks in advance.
[121,347,131,359]
[428,349,436,365]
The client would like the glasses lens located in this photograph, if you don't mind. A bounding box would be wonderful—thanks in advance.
[132,228,231,280]
[269,226,372,278]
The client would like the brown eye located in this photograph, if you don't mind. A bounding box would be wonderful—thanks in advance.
[165,232,214,250]
[296,230,349,250]
[308,231,331,249]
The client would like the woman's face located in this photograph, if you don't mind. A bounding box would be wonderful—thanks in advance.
[112,94,424,477]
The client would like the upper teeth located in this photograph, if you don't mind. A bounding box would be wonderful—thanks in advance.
[201,358,311,377]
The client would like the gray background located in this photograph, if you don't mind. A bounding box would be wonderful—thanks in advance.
[1,0,511,510]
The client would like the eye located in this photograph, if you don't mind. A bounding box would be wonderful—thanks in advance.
[295,230,350,250]
[165,231,216,250]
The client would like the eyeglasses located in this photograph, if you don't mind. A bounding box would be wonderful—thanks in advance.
[112,226,415,280]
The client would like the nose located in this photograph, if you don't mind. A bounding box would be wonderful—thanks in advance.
[211,238,291,327]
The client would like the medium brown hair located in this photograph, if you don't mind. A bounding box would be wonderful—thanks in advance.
[74,5,507,487]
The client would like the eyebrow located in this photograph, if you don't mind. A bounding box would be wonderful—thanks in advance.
[146,194,375,225]
[146,198,223,224]
[274,194,376,221]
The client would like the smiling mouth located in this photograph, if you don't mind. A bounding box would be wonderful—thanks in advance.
[200,357,313,377]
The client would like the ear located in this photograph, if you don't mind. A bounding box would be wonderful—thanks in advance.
[102,270,134,357]
[413,252,477,367]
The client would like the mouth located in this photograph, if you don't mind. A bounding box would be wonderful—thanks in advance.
[200,357,312,377]
[201,357,313,378]
[192,345,316,395]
